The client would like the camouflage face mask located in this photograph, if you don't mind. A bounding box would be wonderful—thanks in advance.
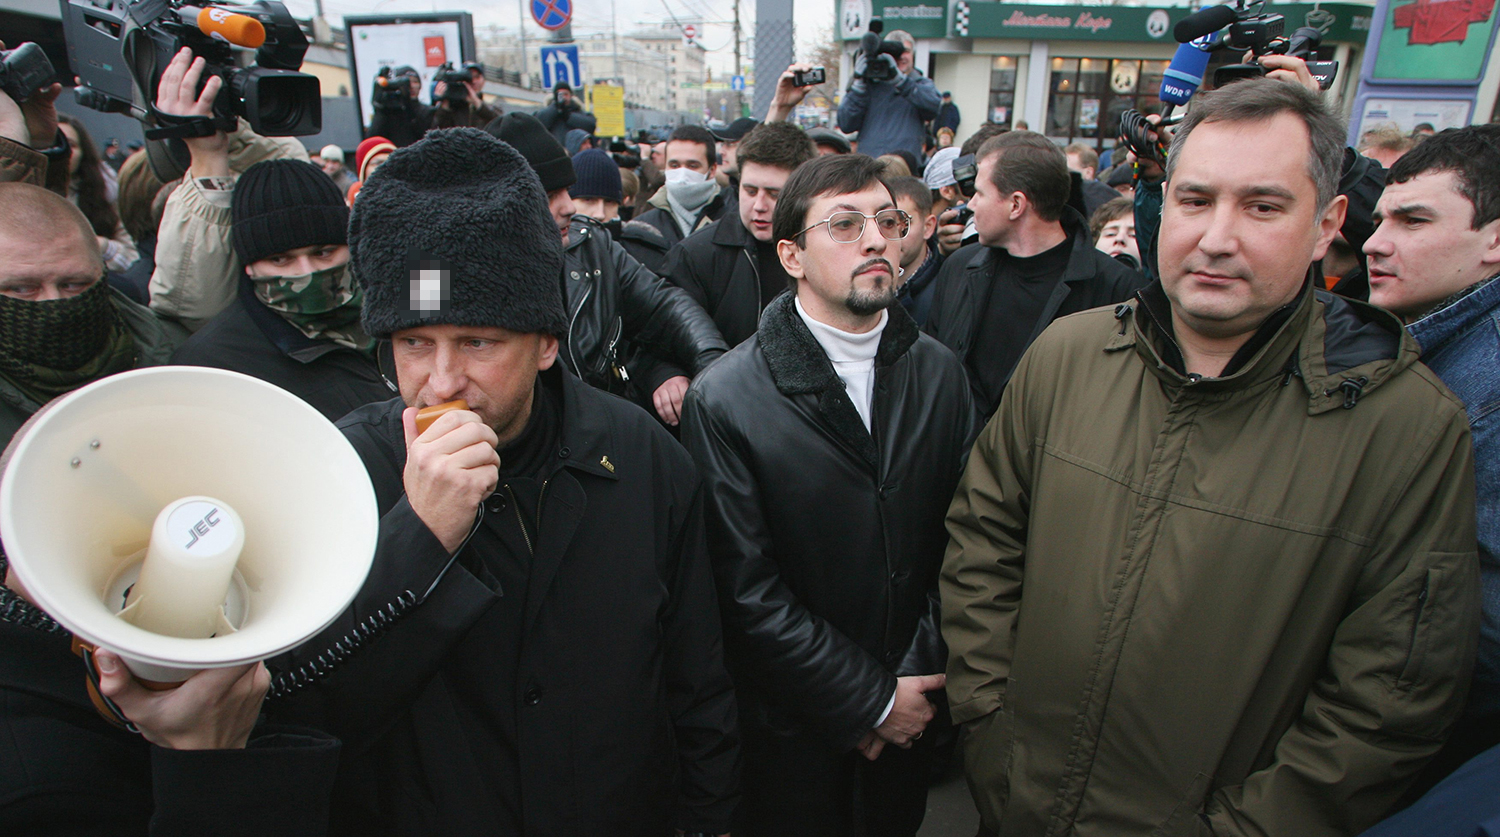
[251,262,373,352]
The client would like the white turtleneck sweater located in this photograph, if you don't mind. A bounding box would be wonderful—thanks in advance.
[794,297,887,432]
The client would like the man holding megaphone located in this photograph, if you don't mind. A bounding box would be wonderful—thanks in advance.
[0,60,342,835]
[267,127,738,837]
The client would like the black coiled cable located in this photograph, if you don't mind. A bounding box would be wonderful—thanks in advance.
[1118,109,1169,168]
[266,505,487,702]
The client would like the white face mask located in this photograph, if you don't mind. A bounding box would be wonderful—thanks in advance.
[664,167,709,185]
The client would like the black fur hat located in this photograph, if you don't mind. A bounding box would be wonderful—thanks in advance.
[350,127,567,339]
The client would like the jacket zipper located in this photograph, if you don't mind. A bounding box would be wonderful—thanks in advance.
[505,480,548,556]
[566,280,592,380]
[1405,574,1430,677]
[743,248,765,324]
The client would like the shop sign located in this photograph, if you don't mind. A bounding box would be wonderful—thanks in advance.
[945,2,1375,44]
[841,0,955,39]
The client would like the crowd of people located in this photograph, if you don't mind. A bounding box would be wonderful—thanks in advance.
[0,38,1497,837]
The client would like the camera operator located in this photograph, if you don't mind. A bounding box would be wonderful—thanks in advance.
[836,29,940,162]
[150,49,388,421]
[923,131,1144,420]
[1129,55,1386,299]
[368,66,431,148]
[535,82,597,148]
[0,47,339,835]
[431,63,498,131]
[146,49,313,332]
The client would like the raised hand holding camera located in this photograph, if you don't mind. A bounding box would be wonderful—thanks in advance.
[0,39,62,149]
[154,47,228,177]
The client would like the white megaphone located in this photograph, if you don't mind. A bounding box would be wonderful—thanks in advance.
[0,367,377,719]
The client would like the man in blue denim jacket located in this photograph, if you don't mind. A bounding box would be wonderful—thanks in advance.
[1366,123,1500,780]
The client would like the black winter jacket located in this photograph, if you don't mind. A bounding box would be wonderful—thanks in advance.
[634,188,729,252]
[0,588,340,836]
[680,296,974,751]
[560,217,727,396]
[663,215,767,352]
[369,99,433,148]
[924,209,1145,418]
[267,368,739,836]
[171,278,394,422]
[534,102,597,146]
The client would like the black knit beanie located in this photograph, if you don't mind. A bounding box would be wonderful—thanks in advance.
[486,112,576,193]
[349,127,567,339]
[569,149,623,203]
[231,159,349,265]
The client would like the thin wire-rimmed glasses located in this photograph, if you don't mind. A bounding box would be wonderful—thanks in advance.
[794,209,912,244]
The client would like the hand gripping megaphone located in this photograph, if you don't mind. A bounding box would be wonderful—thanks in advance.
[0,367,377,723]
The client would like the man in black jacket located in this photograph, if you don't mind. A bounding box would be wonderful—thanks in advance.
[664,122,817,351]
[490,113,727,427]
[368,66,432,148]
[534,82,597,146]
[885,175,944,327]
[925,131,1144,419]
[268,128,738,836]
[171,158,392,421]
[633,125,730,252]
[681,154,974,836]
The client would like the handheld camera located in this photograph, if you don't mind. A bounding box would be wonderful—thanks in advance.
[62,0,321,138]
[793,67,826,87]
[859,19,907,84]
[0,43,56,104]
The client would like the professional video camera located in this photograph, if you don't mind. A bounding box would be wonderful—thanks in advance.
[435,61,482,104]
[1115,1,1338,169]
[858,18,907,84]
[62,0,321,140]
[372,66,417,110]
[0,43,56,104]
[1173,1,1339,90]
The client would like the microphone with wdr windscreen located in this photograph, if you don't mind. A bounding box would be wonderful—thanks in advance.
[1160,42,1212,108]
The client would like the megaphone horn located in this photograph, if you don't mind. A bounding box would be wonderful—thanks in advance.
[1,367,378,724]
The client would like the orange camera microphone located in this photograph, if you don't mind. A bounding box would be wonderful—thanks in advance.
[178,6,267,49]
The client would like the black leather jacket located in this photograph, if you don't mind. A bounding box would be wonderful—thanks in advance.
[924,208,1145,419]
[663,215,767,352]
[681,295,975,750]
[560,216,727,394]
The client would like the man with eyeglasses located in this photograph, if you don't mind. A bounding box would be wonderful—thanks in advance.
[681,154,975,836]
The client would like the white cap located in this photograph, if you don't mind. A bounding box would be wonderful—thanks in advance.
[319,145,345,164]
[924,147,961,190]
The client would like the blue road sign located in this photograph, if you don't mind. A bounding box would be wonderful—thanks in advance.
[540,44,581,89]
[731,75,746,91]
[531,0,571,31]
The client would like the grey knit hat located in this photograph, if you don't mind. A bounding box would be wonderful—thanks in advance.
[349,127,567,338]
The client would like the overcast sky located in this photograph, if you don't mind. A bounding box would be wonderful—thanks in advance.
[278,0,839,79]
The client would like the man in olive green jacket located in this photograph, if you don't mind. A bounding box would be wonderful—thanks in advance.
[942,78,1480,837]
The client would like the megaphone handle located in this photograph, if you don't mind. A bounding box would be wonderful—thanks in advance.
[73,638,140,733]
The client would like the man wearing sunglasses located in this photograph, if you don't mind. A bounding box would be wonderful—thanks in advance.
[681,154,975,836]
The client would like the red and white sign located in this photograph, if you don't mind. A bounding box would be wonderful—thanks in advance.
[423,36,447,66]
[683,24,697,40]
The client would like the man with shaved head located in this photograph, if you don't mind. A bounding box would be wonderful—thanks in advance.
[0,179,184,443]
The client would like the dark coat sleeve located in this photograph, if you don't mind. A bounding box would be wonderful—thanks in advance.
[680,387,898,751]
[145,727,341,837]
[611,238,728,376]
[660,469,740,833]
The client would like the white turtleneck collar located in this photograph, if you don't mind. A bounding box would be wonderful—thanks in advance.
[794,296,888,431]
